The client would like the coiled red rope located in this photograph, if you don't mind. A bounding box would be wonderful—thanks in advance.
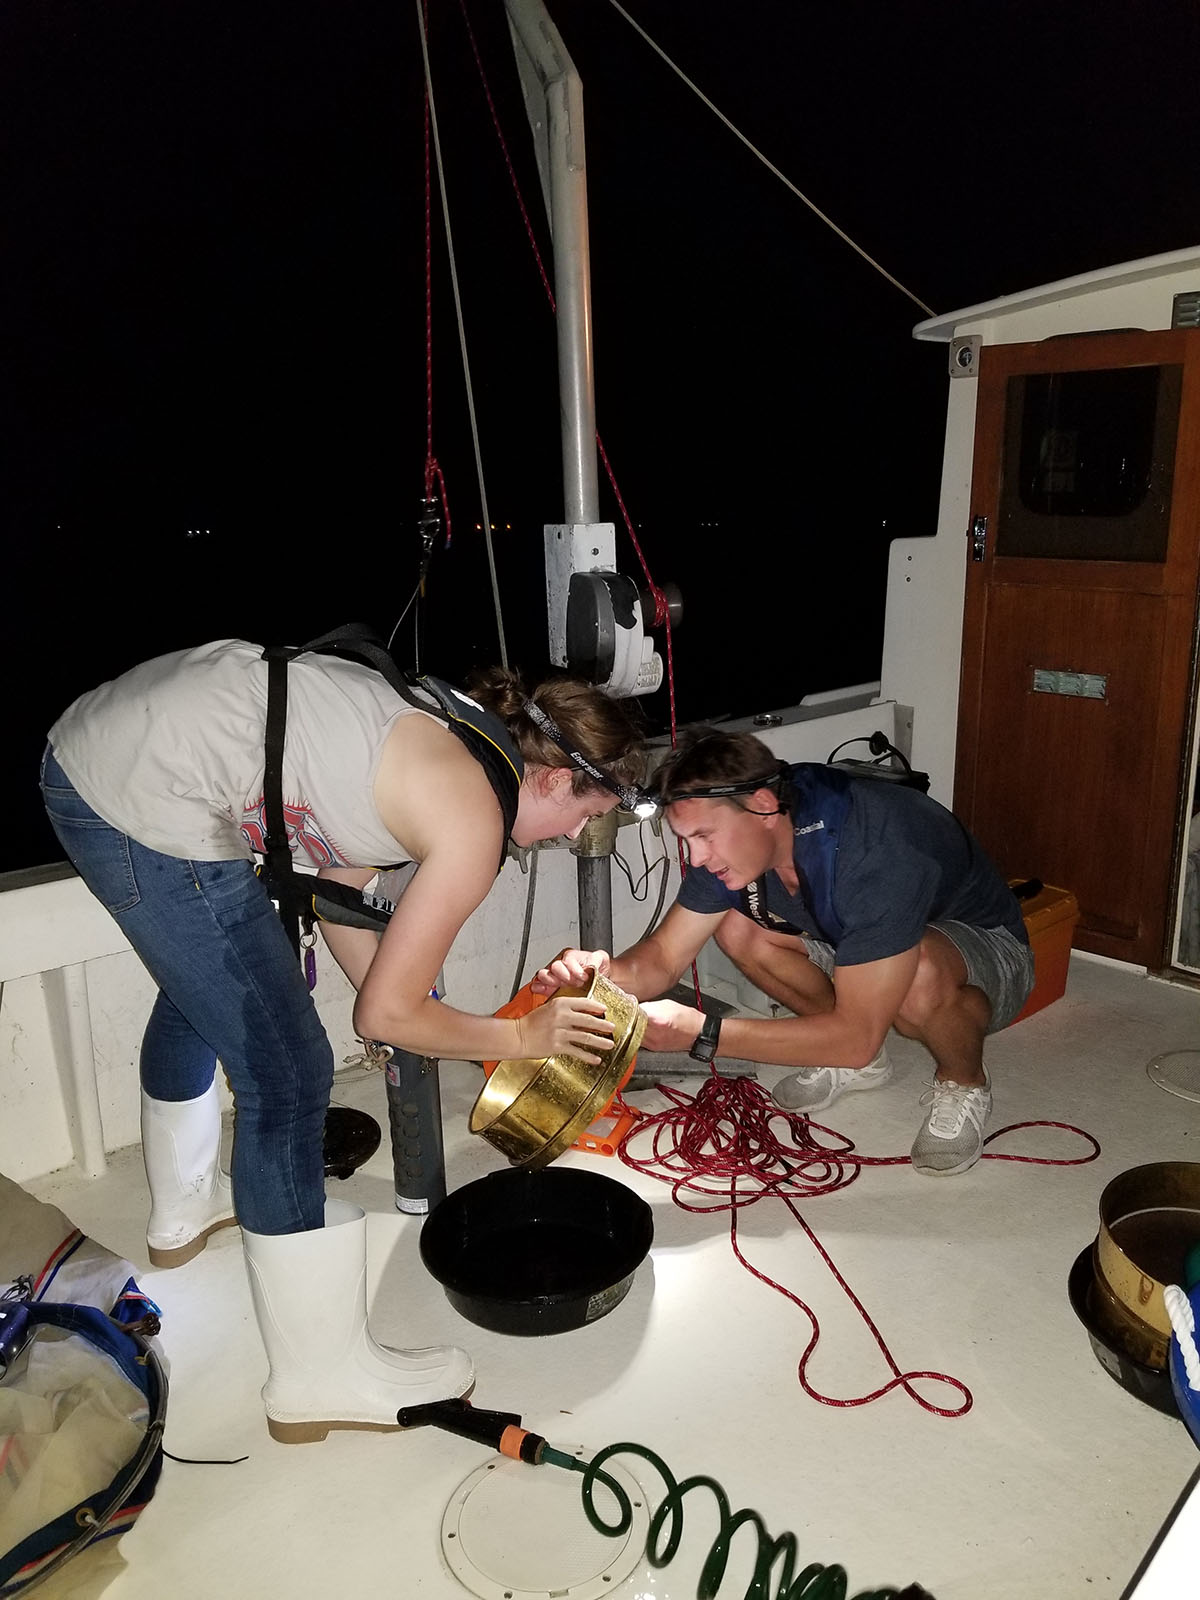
[617,1073,1100,1418]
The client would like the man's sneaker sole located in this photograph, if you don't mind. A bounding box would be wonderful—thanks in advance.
[911,1149,984,1178]
[771,1052,892,1115]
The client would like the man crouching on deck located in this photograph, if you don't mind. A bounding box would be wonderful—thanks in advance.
[532,728,1034,1177]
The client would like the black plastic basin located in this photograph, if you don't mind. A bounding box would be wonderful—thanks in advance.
[420,1167,653,1336]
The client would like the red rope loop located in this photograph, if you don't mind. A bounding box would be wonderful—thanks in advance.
[619,1072,1099,1418]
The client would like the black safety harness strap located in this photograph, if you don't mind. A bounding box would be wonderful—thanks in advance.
[260,644,308,957]
[255,863,399,943]
[258,638,402,955]
[255,627,522,956]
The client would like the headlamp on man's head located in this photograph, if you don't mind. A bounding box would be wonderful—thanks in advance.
[647,760,791,809]
[523,700,658,819]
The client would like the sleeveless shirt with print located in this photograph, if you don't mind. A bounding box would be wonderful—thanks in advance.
[49,639,435,867]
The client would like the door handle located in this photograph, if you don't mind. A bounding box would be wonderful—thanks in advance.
[968,514,987,562]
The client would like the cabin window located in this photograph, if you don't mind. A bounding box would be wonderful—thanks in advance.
[996,364,1181,562]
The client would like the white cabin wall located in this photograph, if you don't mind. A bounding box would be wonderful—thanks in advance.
[878,387,979,805]
[878,251,1200,804]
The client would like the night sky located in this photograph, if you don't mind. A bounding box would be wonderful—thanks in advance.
[6,0,1200,870]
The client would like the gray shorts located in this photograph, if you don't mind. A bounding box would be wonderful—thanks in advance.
[801,921,1034,1034]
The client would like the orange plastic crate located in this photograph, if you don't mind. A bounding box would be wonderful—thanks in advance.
[1010,881,1080,1023]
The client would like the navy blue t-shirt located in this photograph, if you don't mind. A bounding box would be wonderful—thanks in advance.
[676,770,1027,966]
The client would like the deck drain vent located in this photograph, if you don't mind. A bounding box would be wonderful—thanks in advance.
[440,1450,649,1600]
[1146,1049,1200,1104]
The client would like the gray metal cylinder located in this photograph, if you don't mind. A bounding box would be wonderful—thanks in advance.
[576,857,613,953]
[570,810,619,858]
[385,1049,447,1215]
[573,811,618,950]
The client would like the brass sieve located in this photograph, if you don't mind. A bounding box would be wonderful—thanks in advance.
[470,971,646,1170]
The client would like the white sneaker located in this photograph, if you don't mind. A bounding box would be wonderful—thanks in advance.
[911,1068,992,1177]
[771,1048,892,1114]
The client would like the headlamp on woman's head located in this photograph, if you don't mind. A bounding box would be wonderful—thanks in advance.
[522,700,657,819]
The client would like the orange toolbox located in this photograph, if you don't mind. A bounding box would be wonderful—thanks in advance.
[1010,879,1080,1023]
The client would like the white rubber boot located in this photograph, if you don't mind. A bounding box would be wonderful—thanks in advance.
[141,1084,237,1268]
[243,1197,474,1444]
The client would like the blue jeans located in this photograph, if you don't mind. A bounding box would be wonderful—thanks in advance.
[41,746,330,1234]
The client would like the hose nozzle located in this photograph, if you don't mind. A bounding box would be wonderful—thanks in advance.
[396,1397,548,1462]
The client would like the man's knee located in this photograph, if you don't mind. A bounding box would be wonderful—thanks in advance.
[714,910,806,973]
[713,912,836,1016]
[714,910,761,966]
[895,935,986,1031]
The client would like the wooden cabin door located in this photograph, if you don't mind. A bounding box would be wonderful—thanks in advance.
[954,328,1200,967]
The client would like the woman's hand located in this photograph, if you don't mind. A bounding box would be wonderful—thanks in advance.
[529,947,612,997]
[514,993,615,1065]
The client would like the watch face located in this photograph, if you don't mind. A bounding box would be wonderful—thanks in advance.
[689,1014,720,1062]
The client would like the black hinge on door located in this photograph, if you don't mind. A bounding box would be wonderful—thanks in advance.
[968,515,987,561]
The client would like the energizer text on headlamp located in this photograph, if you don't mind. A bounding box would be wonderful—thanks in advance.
[522,699,657,819]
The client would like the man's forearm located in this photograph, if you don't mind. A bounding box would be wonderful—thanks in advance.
[608,939,682,1001]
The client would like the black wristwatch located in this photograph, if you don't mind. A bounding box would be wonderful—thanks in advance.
[688,1011,722,1064]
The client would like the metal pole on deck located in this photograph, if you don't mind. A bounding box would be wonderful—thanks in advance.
[573,810,618,953]
[505,0,599,528]
[506,0,614,953]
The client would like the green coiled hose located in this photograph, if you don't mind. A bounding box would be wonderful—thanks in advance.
[540,1440,933,1600]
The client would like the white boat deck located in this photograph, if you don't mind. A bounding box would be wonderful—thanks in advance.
[19,952,1200,1600]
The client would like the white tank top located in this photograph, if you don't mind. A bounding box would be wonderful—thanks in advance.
[48,639,434,866]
